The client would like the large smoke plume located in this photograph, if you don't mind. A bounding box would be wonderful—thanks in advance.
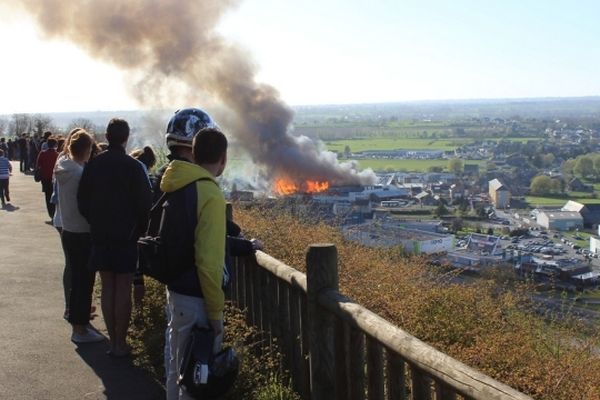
[10,0,375,186]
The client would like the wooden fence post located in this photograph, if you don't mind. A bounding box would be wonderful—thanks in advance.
[225,203,234,302]
[225,202,233,221]
[306,243,338,400]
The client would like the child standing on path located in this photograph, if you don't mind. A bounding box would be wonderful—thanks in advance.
[0,149,12,207]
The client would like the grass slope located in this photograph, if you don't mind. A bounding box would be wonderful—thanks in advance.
[234,206,600,400]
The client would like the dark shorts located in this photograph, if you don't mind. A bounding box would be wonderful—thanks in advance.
[90,242,138,274]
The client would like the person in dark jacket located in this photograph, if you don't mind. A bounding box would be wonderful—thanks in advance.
[150,108,263,269]
[29,137,39,172]
[17,134,28,172]
[78,118,152,357]
[7,139,15,160]
[0,138,8,156]
[36,137,59,219]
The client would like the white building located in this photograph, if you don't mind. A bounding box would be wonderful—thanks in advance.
[536,211,583,231]
[343,223,454,254]
[590,236,600,254]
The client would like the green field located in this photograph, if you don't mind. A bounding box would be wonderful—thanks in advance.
[563,231,593,248]
[525,196,600,207]
[326,137,542,153]
[326,138,466,152]
[357,159,484,172]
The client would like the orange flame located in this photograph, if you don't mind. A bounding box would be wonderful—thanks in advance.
[275,178,330,195]
[305,180,330,193]
[275,179,299,195]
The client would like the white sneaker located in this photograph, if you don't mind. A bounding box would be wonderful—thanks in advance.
[71,329,105,344]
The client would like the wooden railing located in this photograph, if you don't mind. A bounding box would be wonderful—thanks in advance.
[227,243,532,400]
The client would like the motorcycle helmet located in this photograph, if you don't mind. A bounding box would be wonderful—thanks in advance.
[166,108,218,149]
[178,326,239,399]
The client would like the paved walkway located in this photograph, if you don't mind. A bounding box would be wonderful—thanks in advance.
[0,162,164,400]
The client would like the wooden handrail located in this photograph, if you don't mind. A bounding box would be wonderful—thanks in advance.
[234,246,532,400]
[255,250,307,292]
[317,288,532,400]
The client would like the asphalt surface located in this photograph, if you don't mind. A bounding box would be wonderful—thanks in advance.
[0,162,164,400]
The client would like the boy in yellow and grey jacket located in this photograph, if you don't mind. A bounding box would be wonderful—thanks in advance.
[160,127,228,400]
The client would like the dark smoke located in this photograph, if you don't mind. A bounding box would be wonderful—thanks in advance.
[11,0,375,186]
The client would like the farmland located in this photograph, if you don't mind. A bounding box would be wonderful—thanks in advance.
[325,136,542,153]
[325,137,467,152]
[525,196,600,207]
[357,158,484,172]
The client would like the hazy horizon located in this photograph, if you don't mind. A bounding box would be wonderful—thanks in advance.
[2,95,600,117]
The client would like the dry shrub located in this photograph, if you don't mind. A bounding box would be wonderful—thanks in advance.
[235,204,600,400]
[129,277,297,399]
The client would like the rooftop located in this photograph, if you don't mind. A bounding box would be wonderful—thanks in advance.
[540,211,583,220]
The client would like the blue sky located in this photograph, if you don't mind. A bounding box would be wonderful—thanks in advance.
[0,0,598,113]
[218,0,600,104]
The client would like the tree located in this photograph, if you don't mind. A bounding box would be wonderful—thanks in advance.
[0,118,7,136]
[9,113,33,136]
[32,114,54,136]
[542,153,555,167]
[343,145,351,158]
[68,118,98,134]
[562,158,576,176]
[530,175,559,195]
[427,166,443,173]
[574,155,594,178]
[434,200,449,217]
[456,198,469,216]
[593,154,600,178]
[451,218,463,232]
[448,158,463,174]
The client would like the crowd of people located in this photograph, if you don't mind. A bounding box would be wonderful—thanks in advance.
[0,133,47,173]
[5,108,263,399]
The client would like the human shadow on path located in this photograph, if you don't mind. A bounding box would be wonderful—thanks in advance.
[1,203,20,212]
[75,342,165,400]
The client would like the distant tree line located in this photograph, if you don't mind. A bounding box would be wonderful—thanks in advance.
[0,114,99,138]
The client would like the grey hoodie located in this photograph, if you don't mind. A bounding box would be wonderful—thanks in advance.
[54,157,89,233]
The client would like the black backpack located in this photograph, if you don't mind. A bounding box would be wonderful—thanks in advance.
[138,178,213,284]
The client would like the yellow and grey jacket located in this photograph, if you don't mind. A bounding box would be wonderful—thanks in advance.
[160,160,226,320]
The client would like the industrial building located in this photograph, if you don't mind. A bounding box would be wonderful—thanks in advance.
[443,234,511,271]
[515,254,599,289]
[488,178,510,208]
[536,210,583,231]
[343,222,454,254]
[561,200,600,228]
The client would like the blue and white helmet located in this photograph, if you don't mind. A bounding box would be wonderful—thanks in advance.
[166,108,218,149]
